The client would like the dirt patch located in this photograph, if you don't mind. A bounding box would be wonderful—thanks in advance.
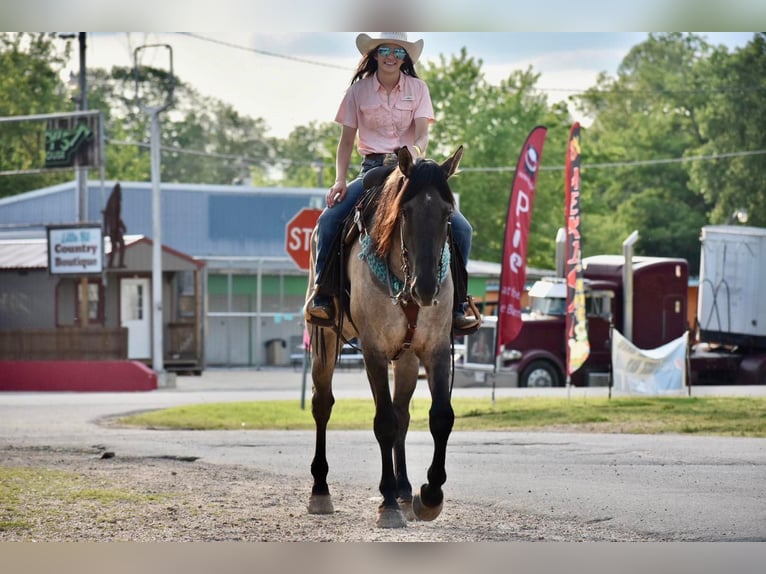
[0,445,656,542]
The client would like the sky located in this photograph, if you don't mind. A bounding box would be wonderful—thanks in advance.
[70,32,756,140]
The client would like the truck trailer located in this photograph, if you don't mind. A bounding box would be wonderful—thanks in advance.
[691,225,766,385]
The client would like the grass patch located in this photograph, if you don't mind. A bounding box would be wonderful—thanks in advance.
[117,396,766,437]
[0,466,163,536]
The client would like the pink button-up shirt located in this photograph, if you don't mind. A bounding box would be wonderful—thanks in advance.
[334,73,434,157]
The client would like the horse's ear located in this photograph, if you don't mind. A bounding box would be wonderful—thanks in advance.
[398,146,415,177]
[441,145,464,179]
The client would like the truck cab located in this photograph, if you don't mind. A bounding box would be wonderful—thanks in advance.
[499,277,616,387]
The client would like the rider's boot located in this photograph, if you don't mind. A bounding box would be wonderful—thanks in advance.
[304,286,335,326]
[452,296,481,336]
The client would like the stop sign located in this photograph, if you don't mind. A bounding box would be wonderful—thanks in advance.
[285,207,322,271]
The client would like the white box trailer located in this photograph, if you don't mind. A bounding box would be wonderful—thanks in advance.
[697,225,766,350]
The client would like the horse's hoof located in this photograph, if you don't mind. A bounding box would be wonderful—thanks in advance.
[413,492,443,521]
[398,498,416,521]
[308,494,334,514]
[376,506,407,528]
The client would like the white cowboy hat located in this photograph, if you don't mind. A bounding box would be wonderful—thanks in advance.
[355,32,424,64]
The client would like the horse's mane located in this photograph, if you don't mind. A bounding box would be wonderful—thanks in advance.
[369,160,456,259]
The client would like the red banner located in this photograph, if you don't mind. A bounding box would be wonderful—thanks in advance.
[495,126,548,358]
[564,122,590,376]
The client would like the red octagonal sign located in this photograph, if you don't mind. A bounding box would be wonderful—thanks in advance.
[285,207,322,271]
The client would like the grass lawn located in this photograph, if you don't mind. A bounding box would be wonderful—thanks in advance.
[118,396,766,437]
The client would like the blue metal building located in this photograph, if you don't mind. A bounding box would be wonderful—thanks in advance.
[1,179,504,368]
[0,180,326,367]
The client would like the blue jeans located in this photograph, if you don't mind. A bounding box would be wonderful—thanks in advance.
[314,161,473,286]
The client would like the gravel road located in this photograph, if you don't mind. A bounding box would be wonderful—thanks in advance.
[2,368,765,542]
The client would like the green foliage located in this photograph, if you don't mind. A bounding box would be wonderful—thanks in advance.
[277,121,344,188]
[0,33,74,198]
[687,33,766,228]
[420,49,568,268]
[574,32,765,274]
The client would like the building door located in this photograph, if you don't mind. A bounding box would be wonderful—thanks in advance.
[120,277,151,359]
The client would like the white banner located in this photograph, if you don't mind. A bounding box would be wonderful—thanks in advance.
[611,329,688,395]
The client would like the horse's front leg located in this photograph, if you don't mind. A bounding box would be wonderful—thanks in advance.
[413,348,454,521]
[391,354,419,521]
[366,351,407,528]
[307,326,336,515]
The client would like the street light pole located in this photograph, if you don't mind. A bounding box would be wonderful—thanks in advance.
[312,159,324,188]
[135,44,174,386]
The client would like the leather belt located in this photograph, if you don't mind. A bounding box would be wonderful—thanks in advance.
[365,153,398,164]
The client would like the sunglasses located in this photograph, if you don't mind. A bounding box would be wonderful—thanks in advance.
[377,46,407,60]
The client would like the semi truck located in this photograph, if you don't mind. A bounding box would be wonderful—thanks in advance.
[457,225,766,387]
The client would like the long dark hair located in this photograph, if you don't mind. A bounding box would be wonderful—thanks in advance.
[351,49,419,85]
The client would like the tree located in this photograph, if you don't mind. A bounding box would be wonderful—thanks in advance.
[420,49,571,269]
[0,33,74,198]
[687,33,766,228]
[88,65,277,185]
[0,33,280,198]
[277,121,343,188]
[574,33,718,272]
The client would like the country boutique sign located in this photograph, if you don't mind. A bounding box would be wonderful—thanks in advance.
[47,225,104,275]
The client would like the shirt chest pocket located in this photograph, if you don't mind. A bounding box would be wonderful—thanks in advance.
[393,100,415,132]
[360,104,388,130]
[360,100,416,133]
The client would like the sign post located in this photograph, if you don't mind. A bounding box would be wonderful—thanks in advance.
[285,208,322,271]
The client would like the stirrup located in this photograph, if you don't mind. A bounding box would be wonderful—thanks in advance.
[304,290,336,327]
[452,295,482,336]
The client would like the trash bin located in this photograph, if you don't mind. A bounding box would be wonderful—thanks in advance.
[264,338,288,366]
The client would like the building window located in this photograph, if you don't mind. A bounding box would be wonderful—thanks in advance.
[77,279,104,326]
[177,270,196,319]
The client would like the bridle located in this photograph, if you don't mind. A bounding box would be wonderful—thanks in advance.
[387,203,450,361]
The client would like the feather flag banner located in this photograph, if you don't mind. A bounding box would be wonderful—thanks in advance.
[495,125,548,359]
[564,122,590,376]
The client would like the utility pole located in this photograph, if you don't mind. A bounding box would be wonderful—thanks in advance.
[77,32,89,329]
[135,45,174,386]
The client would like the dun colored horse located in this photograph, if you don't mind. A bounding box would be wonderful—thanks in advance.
[304,146,463,528]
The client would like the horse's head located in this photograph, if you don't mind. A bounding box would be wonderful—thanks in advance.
[371,145,463,307]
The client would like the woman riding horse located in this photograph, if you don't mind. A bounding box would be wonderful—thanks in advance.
[305,32,479,335]
[305,146,464,528]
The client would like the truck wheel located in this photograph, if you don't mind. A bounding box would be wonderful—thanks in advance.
[521,360,562,388]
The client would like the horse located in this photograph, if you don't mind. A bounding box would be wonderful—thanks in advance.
[304,145,463,528]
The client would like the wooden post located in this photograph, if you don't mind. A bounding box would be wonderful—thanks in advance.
[79,277,89,328]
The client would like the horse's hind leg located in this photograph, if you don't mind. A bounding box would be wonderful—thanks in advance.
[413,352,455,521]
[307,325,336,515]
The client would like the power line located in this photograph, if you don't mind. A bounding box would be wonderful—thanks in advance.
[106,138,766,172]
[176,33,351,72]
[106,138,315,167]
[461,149,766,172]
